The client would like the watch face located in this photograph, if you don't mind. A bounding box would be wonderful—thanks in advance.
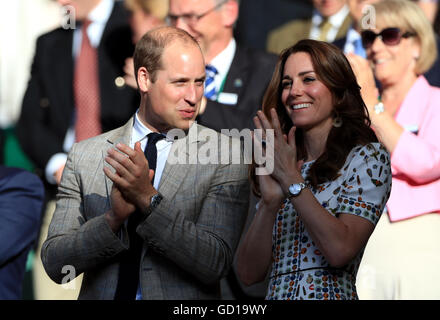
[289,184,302,196]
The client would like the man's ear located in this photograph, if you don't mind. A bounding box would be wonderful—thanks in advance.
[137,66,150,92]
[221,0,239,28]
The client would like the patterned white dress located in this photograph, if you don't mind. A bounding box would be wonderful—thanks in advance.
[266,143,392,300]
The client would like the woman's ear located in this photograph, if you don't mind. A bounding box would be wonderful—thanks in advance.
[412,38,421,61]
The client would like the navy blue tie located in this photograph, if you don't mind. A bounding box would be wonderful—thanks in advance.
[114,132,165,300]
[144,132,165,181]
[204,64,218,100]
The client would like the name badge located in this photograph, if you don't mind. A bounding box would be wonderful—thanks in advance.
[217,92,238,105]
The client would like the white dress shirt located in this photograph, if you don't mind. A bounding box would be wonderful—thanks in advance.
[343,27,366,58]
[132,110,174,300]
[131,111,173,190]
[207,38,236,99]
[309,5,350,43]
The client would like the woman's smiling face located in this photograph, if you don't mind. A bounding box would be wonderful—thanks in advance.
[281,52,334,134]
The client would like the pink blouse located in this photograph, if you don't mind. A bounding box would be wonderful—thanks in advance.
[387,76,440,221]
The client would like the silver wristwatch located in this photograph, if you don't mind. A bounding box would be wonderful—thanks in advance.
[288,182,308,197]
[149,192,163,213]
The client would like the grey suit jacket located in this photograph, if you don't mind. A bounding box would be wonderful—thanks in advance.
[41,117,250,299]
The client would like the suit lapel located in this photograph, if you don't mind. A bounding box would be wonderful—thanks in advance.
[51,30,75,128]
[101,120,209,205]
[102,117,134,197]
[158,124,205,201]
[218,46,249,108]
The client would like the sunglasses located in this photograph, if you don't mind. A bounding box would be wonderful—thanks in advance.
[361,27,416,49]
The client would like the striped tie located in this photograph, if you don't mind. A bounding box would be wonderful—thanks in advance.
[204,64,218,100]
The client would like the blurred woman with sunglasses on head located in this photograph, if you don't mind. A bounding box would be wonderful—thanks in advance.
[347,0,440,299]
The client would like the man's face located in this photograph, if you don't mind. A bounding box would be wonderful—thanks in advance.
[128,7,165,43]
[312,0,347,17]
[57,0,101,21]
[142,41,206,132]
[168,0,226,54]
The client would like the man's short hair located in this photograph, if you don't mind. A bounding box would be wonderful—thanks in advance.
[133,26,201,83]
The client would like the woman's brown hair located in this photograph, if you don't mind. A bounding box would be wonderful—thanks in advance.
[252,39,378,195]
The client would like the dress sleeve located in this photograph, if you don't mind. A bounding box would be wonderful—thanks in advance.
[335,143,392,226]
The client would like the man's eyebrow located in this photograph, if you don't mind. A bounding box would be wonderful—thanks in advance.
[170,75,206,82]
[170,76,190,82]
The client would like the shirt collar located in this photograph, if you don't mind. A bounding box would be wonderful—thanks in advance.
[88,0,113,25]
[311,5,350,28]
[133,111,174,147]
[208,38,236,80]
[84,0,113,47]
[346,27,361,43]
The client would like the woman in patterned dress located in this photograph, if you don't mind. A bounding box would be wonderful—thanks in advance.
[236,39,392,300]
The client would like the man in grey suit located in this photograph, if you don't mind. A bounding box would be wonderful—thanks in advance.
[168,0,277,300]
[41,26,250,300]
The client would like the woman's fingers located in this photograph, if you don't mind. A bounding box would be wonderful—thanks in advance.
[270,108,283,139]
[288,126,297,148]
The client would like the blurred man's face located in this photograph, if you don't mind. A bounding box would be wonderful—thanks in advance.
[168,0,227,54]
[57,0,101,21]
[312,0,347,17]
[128,5,165,43]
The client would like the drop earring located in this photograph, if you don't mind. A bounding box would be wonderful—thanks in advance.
[333,116,343,128]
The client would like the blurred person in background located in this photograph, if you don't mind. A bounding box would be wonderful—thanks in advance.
[267,0,352,54]
[0,0,58,300]
[415,0,438,24]
[123,0,168,89]
[348,0,440,299]
[0,166,44,299]
[168,0,277,132]
[335,0,440,87]
[16,0,138,299]
[0,0,59,169]
[234,0,313,51]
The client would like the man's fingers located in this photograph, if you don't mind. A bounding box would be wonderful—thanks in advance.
[115,143,137,160]
[105,154,132,180]
[103,166,126,189]
[149,169,155,183]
